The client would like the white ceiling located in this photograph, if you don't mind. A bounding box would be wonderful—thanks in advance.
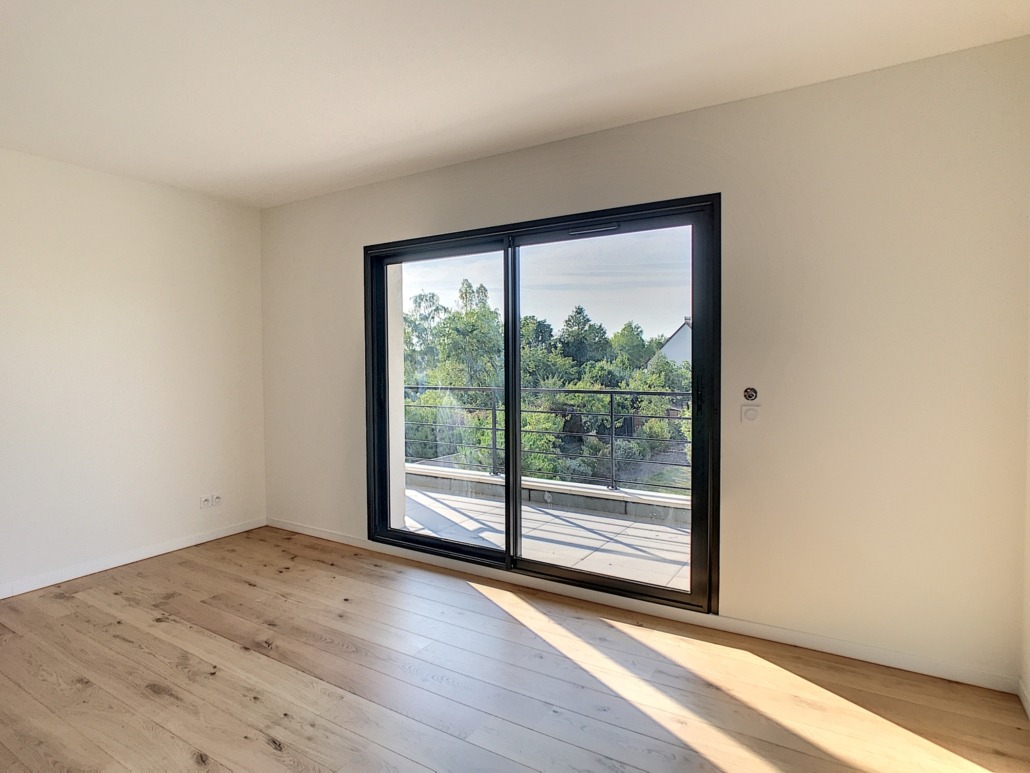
[2,1,1028,208]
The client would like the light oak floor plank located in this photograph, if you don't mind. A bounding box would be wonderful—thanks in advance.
[254,528,1028,724]
[0,670,125,771]
[74,561,629,772]
[73,586,533,773]
[1,526,1028,772]
[156,593,691,772]
[0,600,329,772]
[194,534,1022,758]
[174,541,990,771]
[198,588,856,772]
[249,528,1030,764]
[0,740,30,772]
[0,632,230,771]
[53,596,431,773]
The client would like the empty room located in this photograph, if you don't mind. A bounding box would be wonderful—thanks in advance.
[2,1,1030,770]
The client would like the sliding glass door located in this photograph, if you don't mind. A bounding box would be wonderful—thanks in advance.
[369,242,508,565]
[366,197,719,611]
[515,224,695,593]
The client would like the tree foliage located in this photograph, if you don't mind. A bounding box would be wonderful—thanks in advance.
[557,306,613,367]
[403,280,693,493]
[432,281,502,388]
[403,292,446,385]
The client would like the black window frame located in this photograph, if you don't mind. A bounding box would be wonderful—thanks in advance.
[365,195,720,613]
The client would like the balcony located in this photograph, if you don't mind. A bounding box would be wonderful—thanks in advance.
[401,386,692,589]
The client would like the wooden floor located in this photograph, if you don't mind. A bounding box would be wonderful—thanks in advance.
[0,528,1027,772]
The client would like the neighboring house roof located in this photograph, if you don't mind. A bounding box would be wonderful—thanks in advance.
[658,317,692,364]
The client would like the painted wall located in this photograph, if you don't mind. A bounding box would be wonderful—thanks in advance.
[0,148,266,597]
[262,38,1030,689]
[1024,217,1030,712]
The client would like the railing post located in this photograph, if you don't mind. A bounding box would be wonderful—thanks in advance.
[491,389,499,475]
[608,391,618,489]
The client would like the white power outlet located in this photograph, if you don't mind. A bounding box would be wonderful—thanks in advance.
[200,495,213,509]
[211,493,223,507]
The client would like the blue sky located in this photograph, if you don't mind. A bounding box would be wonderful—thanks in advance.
[402,226,691,339]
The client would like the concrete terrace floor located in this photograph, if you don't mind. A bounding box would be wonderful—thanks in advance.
[403,488,691,590]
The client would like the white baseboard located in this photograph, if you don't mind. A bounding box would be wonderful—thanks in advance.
[1019,679,1030,720]
[0,518,267,600]
[267,517,1019,694]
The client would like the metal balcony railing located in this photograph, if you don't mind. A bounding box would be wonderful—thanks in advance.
[403,385,691,494]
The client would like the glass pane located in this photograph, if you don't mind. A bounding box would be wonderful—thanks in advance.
[518,226,692,590]
[386,250,505,551]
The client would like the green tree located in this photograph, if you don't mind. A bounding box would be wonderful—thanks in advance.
[521,411,562,479]
[520,314,576,388]
[556,306,613,367]
[403,279,693,495]
[404,388,469,462]
[644,334,666,362]
[403,292,446,383]
[611,321,649,370]
[457,279,490,312]
[628,353,691,394]
[581,360,625,390]
[521,345,577,388]
[431,281,503,388]
[520,315,554,349]
[627,353,692,441]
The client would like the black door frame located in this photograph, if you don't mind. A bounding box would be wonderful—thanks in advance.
[365,195,720,613]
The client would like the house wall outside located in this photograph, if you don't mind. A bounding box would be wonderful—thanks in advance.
[262,37,1030,690]
[0,148,267,598]
[659,320,692,364]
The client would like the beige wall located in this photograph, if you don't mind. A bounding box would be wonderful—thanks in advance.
[262,37,1030,690]
[1025,217,1030,711]
[0,148,266,597]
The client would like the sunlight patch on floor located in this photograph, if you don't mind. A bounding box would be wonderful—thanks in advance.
[470,583,789,772]
[609,620,988,772]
